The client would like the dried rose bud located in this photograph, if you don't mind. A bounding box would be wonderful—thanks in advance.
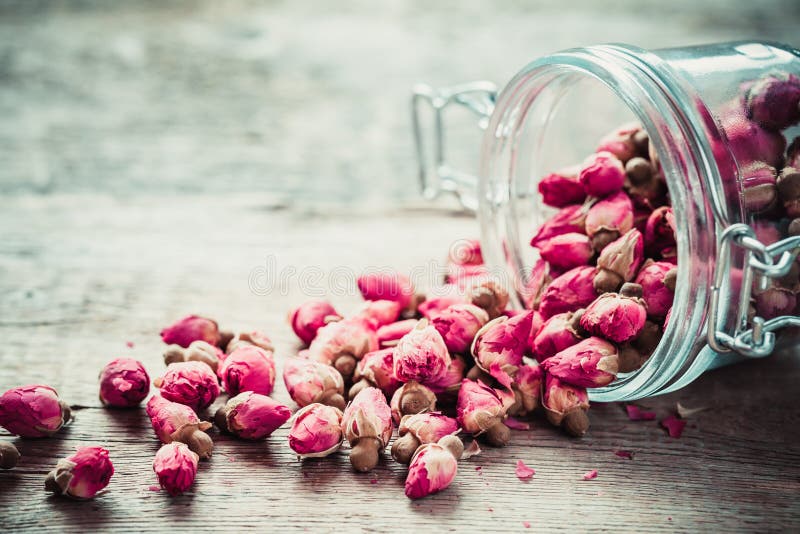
[471,312,533,388]
[580,284,647,343]
[354,299,403,328]
[745,72,800,131]
[154,361,220,412]
[542,374,590,437]
[466,279,509,319]
[377,319,418,347]
[98,358,150,408]
[218,345,277,397]
[342,387,393,472]
[282,358,346,410]
[521,259,551,310]
[390,381,437,424]
[226,330,275,355]
[404,443,458,499]
[586,191,634,251]
[160,315,220,348]
[288,403,344,459]
[0,385,71,438]
[426,354,467,398]
[164,340,225,373]
[537,232,594,272]
[539,266,598,319]
[618,319,663,373]
[456,379,513,447]
[449,238,484,266]
[45,446,114,499]
[778,167,800,217]
[430,303,489,354]
[596,123,641,162]
[530,310,583,362]
[218,330,234,353]
[289,299,341,345]
[447,263,491,291]
[542,337,619,388]
[741,162,778,213]
[625,156,653,186]
[579,151,626,198]
[538,166,586,208]
[307,317,378,379]
[350,348,402,399]
[530,204,588,247]
[215,391,291,440]
[722,111,786,169]
[146,395,213,459]
[594,229,645,293]
[0,441,20,469]
[393,319,451,385]
[755,287,797,319]
[509,362,543,417]
[392,412,459,464]
[153,442,198,496]
[357,271,416,311]
[626,161,668,209]
[418,294,464,318]
[635,260,677,319]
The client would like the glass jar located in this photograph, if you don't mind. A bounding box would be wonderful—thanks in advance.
[412,41,800,401]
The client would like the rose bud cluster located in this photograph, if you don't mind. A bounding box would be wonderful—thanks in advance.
[350,348,402,400]
[153,442,199,496]
[164,341,224,373]
[341,387,393,472]
[160,315,221,348]
[289,299,341,345]
[390,381,438,424]
[155,361,220,411]
[283,358,346,410]
[456,379,514,447]
[307,317,378,379]
[391,412,459,464]
[146,395,213,459]
[0,441,20,470]
[215,392,291,440]
[0,385,71,438]
[218,345,277,397]
[404,439,459,500]
[45,446,114,500]
[393,320,451,385]
[99,358,151,408]
[288,403,344,459]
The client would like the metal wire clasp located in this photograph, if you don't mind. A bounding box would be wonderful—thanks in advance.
[708,223,800,357]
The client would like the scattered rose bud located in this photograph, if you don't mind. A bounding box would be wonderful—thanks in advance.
[393,320,451,385]
[404,442,458,499]
[342,387,393,472]
[377,319,418,347]
[288,403,344,459]
[594,229,645,293]
[282,358,346,410]
[543,337,619,388]
[579,151,626,198]
[741,162,778,213]
[215,391,291,440]
[471,312,533,388]
[515,459,535,480]
[660,415,687,438]
[98,358,150,408]
[153,442,199,496]
[530,310,583,362]
[542,374,590,437]
[146,395,213,459]
[509,362,543,417]
[226,330,275,355]
[626,405,657,421]
[537,232,594,272]
[154,361,220,412]
[218,345,277,397]
[635,260,677,319]
[539,266,598,319]
[288,300,341,345]
[357,271,416,311]
[596,123,641,162]
[392,412,459,464]
[580,284,647,343]
[354,299,403,328]
[538,166,586,207]
[390,381,437,424]
[418,295,465,318]
[351,348,402,399]
[0,385,71,438]
[530,204,588,247]
[466,279,509,319]
[164,341,224,373]
[745,72,800,131]
[307,317,378,379]
[0,441,20,469]
[160,315,221,348]
[586,191,634,251]
[45,446,113,499]
[430,304,489,354]
[457,379,514,447]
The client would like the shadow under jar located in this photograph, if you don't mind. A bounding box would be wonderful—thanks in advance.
[413,41,800,402]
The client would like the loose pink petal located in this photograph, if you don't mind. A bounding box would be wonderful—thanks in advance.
[515,460,535,480]
[370,478,378,485]
[505,417,531,431]
[148,485,161,492]
[126,341,135,348]
[660,415,687,438]
[462,440,482,460]
[626,404,656,421]
[582,469,598,481]
[523,522,531,529]
[614,450,634,460]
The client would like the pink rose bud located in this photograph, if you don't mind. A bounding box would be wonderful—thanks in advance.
[418,294,465,318]
[393,320,451,385]
[342,387,393,472]
[0,385,71,438]
[755,287,797,319]
[351,348,402,399]
[430,304,489,354]
[466,279,509,319]
[586,191,634,251]
[447,263,491,291]
[644,206,677,259]
[160,315,220,348]
[99,358,151,408]
[456,379,514,447]
[307,317,378,379]
[542,337,619,388]
[154,361,220,412]
[579,151,626,198]
[530,310,583,362]
[722,110,786,169]
[288,403,344,459]
[390,381,437,424]
[426,354,468,397]
[745,72,800,131]
[580,284,647,343]
[404,443,458,499]
[146,395,213,459]
[392,412,459,464]
[153,443,198,496]
[357,270,416,310]
[530,204,588,247]
[537,232,594,272]
[510,362,544,416]
[471,312,533,388]
[596,123,641,162]
[539,266,598,319]
[218,345,276,397]
[635,260,677,319]
[282,358,346,410]
[45,446,113,500]
[542,373,590,437]
[377,319,418,347]
[227,330,275,354]
[538,166,586,208]
[288,299,341,345]
[164,341,225,373]
[741,162,778,213]
[594,229,645,293]
[448,238,484,266]
[215,391,291,440]
[355,299,403,328]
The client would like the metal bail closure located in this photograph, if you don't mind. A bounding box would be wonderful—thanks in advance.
[708,223,800,357]
[411,81,498,212]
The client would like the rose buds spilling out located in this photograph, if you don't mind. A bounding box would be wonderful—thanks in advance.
[471,311,533,388]
[283,358,346,410]
[530,204,588,247]
[218,345,277,397]
[542,374,590,437]
[404,440,459,500]
[537,232,594,272]
[155,361,220,412]
[355,299,403,328]
[390,381,437,424]
[0,441,20,469]
[99,358,151,408]
[164,341,224,373]
[430,304,489,354]
[393,320,451,385]
[342,387,393,472]
[215,392,291,440]
[580,283,648,343]
[45,446,114,500]
[288,403,344,459]
[160,315,221,348]
[0,385,71,438]
[288,299,341,345]
[391,412,459,464]
[350,348,401,400]
[153,443,199,496]
[542,337,620,388]
[146,395,213,459]
[457,379,513,447]
[307,317,378,380]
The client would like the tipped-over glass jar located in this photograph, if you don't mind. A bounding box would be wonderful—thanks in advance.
[412,41,800,401]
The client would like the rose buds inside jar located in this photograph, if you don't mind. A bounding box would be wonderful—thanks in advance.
[163,341,224,373]
[580,283,647,343]
[99,358,151,408]
[390,381,437,424]
[538,266,598,319]
[153,442,199,496]
[579,151,626,198]
[341,387,393,472]
[154,361,220,412]
[391,412,459,464]
[218,345,277,397]
[288,299,341,345]
[593,229,645,293]
[0,441,20,469]
[456,379,513,447]
[282,358,346,410]
[215,392,290,440]
[0,384,71,438]
[585,191,634,251]
[393,320,451,385]
[160,315,221,348]
[538,166,586,208]
[350,348,401,400]
[45,446,114,499]
[288,403,344,459]
[542,374,590,437]
[404,441,459,500]
[146,395,213,459]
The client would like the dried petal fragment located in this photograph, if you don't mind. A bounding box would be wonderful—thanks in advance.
[614,450,634,460]
[582,469,598,481]
[660,415,687,438]
[515,459,535,480]
[45,446,114,499]
[626,405,657,421]
[0,384,71,438]
[288,403,344,459]
[153,443,198,496]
